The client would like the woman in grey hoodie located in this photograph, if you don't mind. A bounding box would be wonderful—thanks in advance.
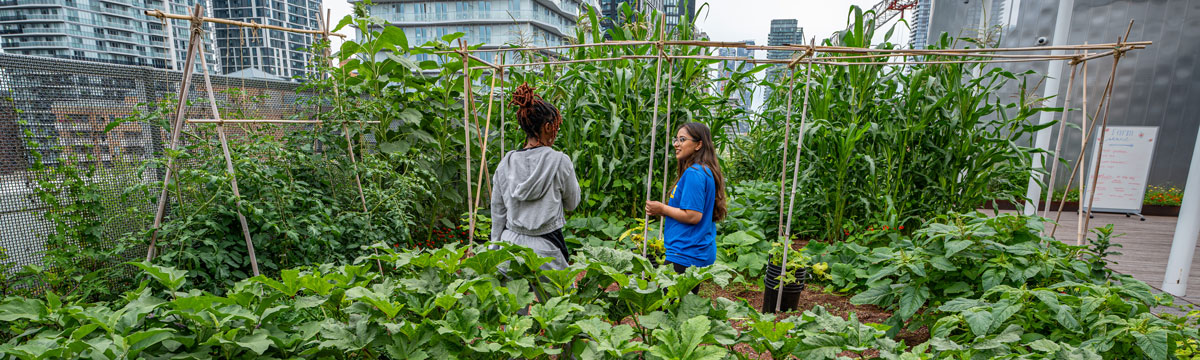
[490,83,580,270]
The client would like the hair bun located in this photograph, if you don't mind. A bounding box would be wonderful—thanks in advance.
[510,83,537,108]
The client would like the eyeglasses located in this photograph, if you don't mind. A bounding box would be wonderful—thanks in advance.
[672,136,698,144]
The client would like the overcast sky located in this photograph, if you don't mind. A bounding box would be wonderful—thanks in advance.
[324,0,914,53]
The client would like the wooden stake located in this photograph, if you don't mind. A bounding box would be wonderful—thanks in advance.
[460,40,475,249]
[144,9,345,37]
[658,58,675,244]
[641,14,665,258]
[187,119,379,124]
[146,3,204,261]
[470,67,500,242]
[1081,38,1130,241]
[197,30,260,277]
[316,10,382,273]
[778,38,817,313]
[1042,59,1079,219]
[776,69,797,241]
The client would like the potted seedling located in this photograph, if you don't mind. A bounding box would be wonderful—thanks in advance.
[762,241,809,313]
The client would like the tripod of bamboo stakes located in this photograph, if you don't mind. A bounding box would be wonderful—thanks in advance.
[140,8,1146,296]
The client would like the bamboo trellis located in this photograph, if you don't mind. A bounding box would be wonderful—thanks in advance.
[143,9,1146,298]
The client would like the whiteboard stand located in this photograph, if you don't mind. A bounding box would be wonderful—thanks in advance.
[1082,126,1159,222]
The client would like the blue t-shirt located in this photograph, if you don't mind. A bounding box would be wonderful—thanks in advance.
[663,164,717,267]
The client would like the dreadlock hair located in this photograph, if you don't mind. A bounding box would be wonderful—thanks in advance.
[674,122,727,222]
[510,83,562,142]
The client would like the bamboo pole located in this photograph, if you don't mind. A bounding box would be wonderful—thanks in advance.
[476,51,1126,72]
[658,58,674,246]
[470,66,500,243]
[432,40,657,54]
[1042,60,1080,219]
[197,33,260,277]
[146,3,204,262]
[1048,54,1116,239]
[467,53,501,70]
[186,119,380,124]
[1081,23,1135,240]
[1076,57,1088,244]
[432,39,1149,56]
[459,40,476,249]
[316,10,383,273]
[778,39,817,313]
[499,54,506,158]
[144,9,345,37]
[641,14,665,258]
[776,69,797,242]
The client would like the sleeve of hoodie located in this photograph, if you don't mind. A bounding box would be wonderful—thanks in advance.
[560,153,581,212]
[490,157,507,242]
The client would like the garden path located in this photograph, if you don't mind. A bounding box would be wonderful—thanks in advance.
[988,209,1200,315]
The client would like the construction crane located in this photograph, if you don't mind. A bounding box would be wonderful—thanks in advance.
[831,0,918,43]
[869,0,918,29]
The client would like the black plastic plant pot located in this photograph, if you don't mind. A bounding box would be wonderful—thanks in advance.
[761,263,807,313]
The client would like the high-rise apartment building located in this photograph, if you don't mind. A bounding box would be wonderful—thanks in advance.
[0,0,219,72]
[366,0,583,64]
[212,0,320,81]
[717,40,753,114]
[661,0,691,28]
[765,18,801,94]
[597,0,693,34]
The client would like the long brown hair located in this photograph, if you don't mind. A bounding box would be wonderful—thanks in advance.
[674,122,727,222]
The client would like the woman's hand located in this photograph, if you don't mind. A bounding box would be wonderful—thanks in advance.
[645,201,667,216]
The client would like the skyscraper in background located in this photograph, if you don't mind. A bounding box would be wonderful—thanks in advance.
[212,0,321,81]
[597,0,659,36]
[908,0,931,50]
[366,0,584,64]
[765,18,801,96]
[661,0,691,28]
[717,40,753,116]
[0,0,219,72]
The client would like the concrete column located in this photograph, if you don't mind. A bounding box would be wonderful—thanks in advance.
[1162,124,1200,297]
[1024,0,1075,216]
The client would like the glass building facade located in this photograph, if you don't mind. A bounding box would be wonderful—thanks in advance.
[365,0,583,64]
[212,0,319,81]
[0,0,220,72]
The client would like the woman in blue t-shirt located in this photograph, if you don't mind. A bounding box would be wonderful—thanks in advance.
[645,122,728,274]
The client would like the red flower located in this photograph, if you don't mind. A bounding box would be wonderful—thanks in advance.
[883,225,890,230]
[899,225,904,230]
[844,230,850,236]
[868,227,874,231]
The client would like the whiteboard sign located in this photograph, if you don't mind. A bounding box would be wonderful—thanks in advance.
[1082,126,1158,214]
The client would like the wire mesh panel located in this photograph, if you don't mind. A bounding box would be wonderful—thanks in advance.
[0,53,317,279]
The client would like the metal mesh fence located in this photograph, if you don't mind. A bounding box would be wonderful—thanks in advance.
[0,53,318,280]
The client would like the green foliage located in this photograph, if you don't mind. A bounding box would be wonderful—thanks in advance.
[817,212,1103,334]
[732,9,1054,241]
[930,280,1194,359]
[1083,224,1124,281]
[0,243,925,359]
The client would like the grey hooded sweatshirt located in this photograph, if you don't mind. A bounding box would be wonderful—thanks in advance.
[490,146,580,269]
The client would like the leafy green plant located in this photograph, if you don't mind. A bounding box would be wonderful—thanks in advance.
[930,280,1194,359]
[847,212,1104,334]
[1083,224,1123,280]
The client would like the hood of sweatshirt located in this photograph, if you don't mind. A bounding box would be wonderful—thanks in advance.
[503,147,565,202]
[492,146,580,237]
